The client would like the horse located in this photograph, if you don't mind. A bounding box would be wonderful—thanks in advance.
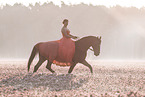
[28,36,101,74]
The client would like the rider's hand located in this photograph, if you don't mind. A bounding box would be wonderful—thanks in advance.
[73,36,78,39]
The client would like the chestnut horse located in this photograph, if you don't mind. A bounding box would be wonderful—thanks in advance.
[28,36,101,73]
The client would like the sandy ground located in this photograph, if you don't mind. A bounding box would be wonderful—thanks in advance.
[0,60,145,97]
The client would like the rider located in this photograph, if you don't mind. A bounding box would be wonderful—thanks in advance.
[61,19,77,39]
[53,19,78,66]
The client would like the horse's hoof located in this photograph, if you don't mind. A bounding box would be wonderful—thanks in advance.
[66,73,73,77]
[28,73,33,76]
[52,72,57,75]
[66,73,70,76]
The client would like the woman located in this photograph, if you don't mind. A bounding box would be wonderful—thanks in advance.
[61,19,77,39]
[53,19,78,66]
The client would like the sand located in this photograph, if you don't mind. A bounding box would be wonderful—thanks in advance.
[0,60,145,97]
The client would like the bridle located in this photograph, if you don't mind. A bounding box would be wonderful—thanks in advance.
[89,48,94,51]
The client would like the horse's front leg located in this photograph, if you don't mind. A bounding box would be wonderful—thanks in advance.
[81,60,93,73]
[46,60,55,73]
[68,62,77,74]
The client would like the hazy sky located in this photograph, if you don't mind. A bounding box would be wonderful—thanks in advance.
[0,0,145,8]
[0,0,145,61]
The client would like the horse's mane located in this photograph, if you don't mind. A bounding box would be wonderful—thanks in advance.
[76,36,100,43]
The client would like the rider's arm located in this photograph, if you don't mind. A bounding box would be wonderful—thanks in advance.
[62,31,72,38]
[69,34,78,39]
[62,29,77,39]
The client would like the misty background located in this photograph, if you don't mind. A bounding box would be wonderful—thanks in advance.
[0,3,145,61]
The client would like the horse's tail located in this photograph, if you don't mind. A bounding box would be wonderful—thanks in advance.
[27,45,38,72]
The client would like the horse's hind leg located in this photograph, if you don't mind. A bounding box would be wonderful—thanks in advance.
[46,60,55,73]
[33,56,46,73]
[81,60,93,73]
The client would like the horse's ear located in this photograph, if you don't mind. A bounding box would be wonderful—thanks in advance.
[99,36,101,39]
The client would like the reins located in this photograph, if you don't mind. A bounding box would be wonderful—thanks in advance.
[74,37,94,52]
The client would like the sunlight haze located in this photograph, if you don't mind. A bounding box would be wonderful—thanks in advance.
[0,0,145,61]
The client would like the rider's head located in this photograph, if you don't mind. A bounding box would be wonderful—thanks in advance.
[63,19,68,26]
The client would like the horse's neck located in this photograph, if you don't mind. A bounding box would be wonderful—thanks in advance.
[75,38,93,52]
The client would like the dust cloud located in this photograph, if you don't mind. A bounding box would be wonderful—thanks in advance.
[0,3,145,61]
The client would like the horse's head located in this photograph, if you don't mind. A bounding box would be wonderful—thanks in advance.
[92,36,101,56]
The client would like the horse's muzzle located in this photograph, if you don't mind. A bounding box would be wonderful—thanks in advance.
[94,52,100,56]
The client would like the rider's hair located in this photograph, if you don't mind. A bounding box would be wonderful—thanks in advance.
[63,19,68,24]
